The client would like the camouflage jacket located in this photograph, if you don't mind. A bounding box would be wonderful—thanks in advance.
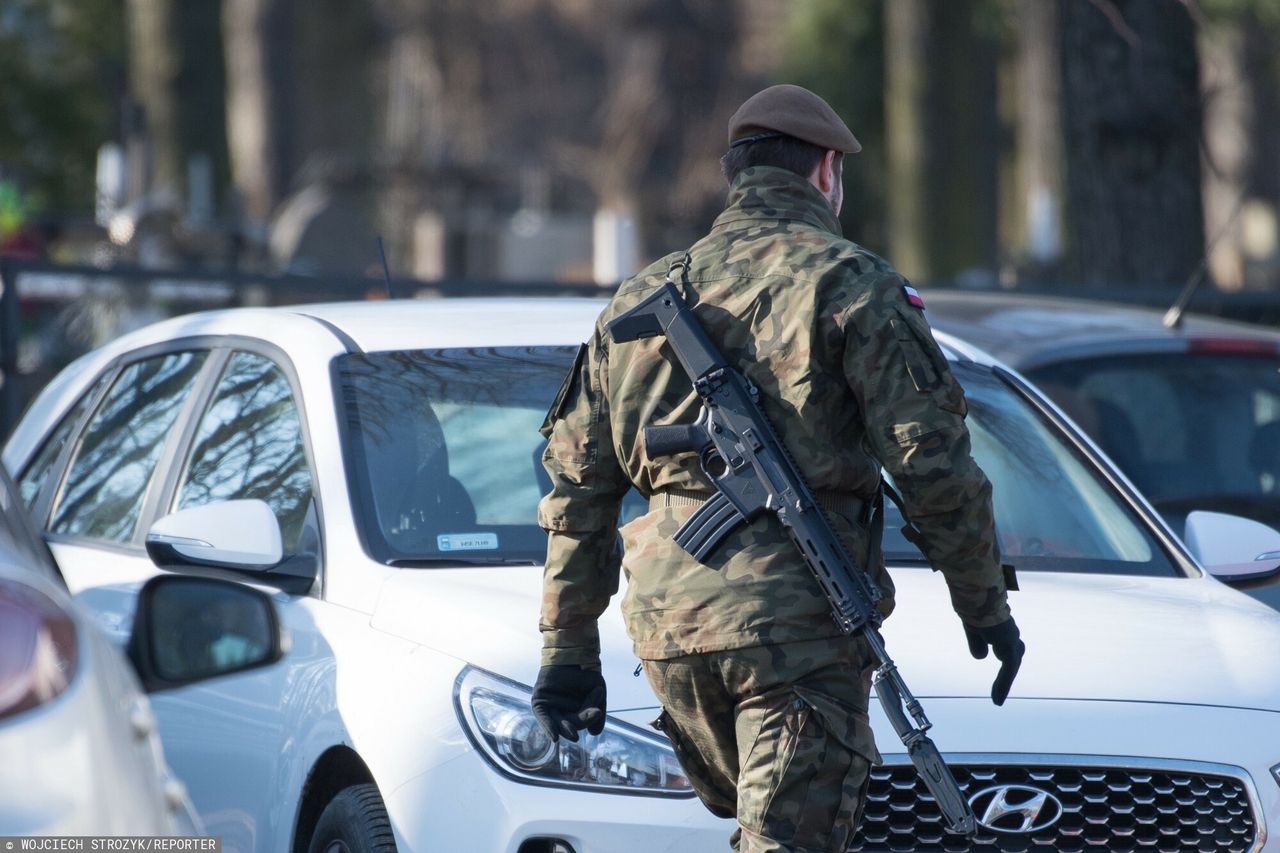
[538,166,1010,665]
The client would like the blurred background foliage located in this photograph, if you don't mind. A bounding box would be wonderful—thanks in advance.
[0,0,124,213]
[1,0,1279,296]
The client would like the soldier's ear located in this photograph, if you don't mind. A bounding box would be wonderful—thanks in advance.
[811,150,843,216]
[812,150,839,194]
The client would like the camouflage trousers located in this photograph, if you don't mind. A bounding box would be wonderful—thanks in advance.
[644,635,880,853]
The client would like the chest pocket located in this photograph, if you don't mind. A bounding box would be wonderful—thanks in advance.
[889,309,967,416]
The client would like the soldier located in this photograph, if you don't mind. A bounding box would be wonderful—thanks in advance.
[532,84,1024,852]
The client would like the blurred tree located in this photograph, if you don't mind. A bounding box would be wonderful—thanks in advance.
[1198,0,1280,289]
[884,0,1002,284]
[0,0,124,214]
[224,0,382,274]
[222,0,291,229]
[371,0,754,277]
[125,0,229,215]
[1059,0,1204,288]
[1010,0,1066,279]
[782,0,886,251]
[577,0,747,261]
[288,0,378,188]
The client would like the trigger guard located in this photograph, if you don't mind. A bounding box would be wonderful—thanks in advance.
[701,447,728,479]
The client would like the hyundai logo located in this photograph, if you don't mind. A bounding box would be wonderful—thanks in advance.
[967,784,1064,834]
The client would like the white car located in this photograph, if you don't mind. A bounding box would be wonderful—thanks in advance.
[5,298,1280,853]
[0,462,284,836]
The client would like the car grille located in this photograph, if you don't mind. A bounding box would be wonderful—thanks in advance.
[849,760,1259,852]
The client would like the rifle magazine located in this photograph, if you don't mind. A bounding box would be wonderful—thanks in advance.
[673,492,746,561]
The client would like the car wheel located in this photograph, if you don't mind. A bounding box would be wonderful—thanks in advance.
[307,784,397,853]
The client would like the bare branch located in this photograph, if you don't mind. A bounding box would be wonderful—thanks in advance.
[1086,0,1141,48]
[1178,0,1208,28]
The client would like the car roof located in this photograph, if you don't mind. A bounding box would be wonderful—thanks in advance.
[291,298,614,352]
[292,298,988,364]
[105,296,992,365]
[923,290,1280,370]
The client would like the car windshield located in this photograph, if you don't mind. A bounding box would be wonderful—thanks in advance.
[884,363,1175,575]
[337,346,1177,576]
[337,346,645,565]
[1028,353,1280,530]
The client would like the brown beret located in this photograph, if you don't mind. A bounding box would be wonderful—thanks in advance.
[727,84,861,154]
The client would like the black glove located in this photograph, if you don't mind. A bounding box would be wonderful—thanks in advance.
[531,664,607,742]
[963,617,1025,706]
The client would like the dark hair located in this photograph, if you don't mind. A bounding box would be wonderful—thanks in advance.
[720,135,827,185]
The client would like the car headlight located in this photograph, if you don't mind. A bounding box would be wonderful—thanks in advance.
[454,666,693,797]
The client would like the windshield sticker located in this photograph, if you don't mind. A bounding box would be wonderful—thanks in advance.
[437,533,499,552]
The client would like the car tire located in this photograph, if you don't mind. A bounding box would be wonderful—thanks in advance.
[307,784,397,853]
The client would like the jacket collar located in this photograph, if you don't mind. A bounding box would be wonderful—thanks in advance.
[710,166,843,237]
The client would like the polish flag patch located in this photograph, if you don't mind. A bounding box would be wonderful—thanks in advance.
[903,284,926,310]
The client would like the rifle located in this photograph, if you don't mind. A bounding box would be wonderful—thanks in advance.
[606,264,977,837]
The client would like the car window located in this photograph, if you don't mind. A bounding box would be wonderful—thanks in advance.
[49,351,208,543]
[337,346,646,565]
[1029,354,1280,529]
[174,351,314,553]
[17,374,109,509]
[881,363,1176,576]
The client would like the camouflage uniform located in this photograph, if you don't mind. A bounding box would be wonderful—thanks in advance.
[538,165,1011,851]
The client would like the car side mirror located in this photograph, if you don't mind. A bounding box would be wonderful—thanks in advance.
[145,500,283,573]
[1183,510,1280,583]
[127,574,286,692]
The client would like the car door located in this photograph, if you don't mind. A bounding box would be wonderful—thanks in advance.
[136,347,327,852]
[27,342,329,852]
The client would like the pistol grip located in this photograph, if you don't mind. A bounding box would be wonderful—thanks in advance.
[644,424,709,458]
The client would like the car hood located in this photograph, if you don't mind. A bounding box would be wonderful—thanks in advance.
[369,563,1280,713]
[882,569,1280,712]
[370,565,661,711]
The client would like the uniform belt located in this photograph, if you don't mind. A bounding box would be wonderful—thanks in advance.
[649,488,870,522]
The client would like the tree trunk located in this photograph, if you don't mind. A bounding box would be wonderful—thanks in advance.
[1059,0,1204,289]
[885,0,999,284]
[125,1,229,210]
[885,0,930,281]
[1199,18,1249,290]
[126,0,183,198]
[222,0,292,228]
[1015,0,1065,274]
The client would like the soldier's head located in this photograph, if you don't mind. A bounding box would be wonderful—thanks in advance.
[721,84,860,216]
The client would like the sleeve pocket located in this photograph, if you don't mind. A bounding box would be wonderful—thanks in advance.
[890,311,967,416]
[890,315,941,393]
[540,342,588,439]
